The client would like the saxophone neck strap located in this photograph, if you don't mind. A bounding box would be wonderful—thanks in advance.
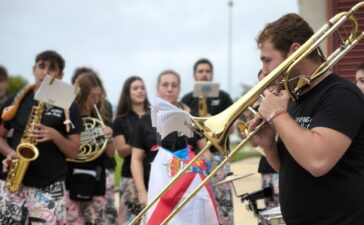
[1,84,72,133]
[1,84,36,121]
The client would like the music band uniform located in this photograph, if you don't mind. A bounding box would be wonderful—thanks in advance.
[2,4,364,224]
[181,90,233,117]
[65,133,111,224]
[130,112,159,190]
[279,74,364,224]
[65,132,109,193]
[0,89,83,224]
[65,71,116,225]
[70,67,119,224]
[251,9,364,224]
[113,111,140,186]
[112,110,143,222]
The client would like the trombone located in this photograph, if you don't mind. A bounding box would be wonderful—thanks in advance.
[129,2,364,224]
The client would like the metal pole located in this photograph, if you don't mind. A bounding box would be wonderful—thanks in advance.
[228,0,233,93]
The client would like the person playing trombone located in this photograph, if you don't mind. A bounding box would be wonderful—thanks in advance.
[248,12,364,225]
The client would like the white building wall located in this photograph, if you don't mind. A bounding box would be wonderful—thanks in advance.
[298,0,328,54]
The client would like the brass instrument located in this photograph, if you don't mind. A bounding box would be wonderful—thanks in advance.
[4,101,45,193]
[198,96,208,116]
[129,2,364,224]
[67,105,108,163]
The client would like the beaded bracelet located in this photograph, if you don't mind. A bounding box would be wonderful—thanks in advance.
[266,108,286,124]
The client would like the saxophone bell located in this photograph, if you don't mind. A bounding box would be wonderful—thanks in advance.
[4,144,39,193]
[4,101,45,193]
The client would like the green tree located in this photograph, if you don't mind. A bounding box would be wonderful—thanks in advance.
[6,75,29,97]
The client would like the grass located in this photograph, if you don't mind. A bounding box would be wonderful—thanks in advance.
[114,154,123,189]
[231,149,261,161]
[230,142,262,161]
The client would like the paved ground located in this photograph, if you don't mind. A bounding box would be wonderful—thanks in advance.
[230,157,264,225]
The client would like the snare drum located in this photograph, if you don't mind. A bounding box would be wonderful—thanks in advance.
[259,206,285,225]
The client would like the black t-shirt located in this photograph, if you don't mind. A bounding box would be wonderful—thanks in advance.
[278,74,364,225]
[130,113,157,189]
[181,90,233,116]
[181,89,233,153]
[66,156,108,196]
[130,112,201,190]
[1,91,83,188]
[66,115,112,196]
[257,156,276,174]
[112,111,141,178]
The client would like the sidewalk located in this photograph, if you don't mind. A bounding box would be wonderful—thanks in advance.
[230,157,263,225]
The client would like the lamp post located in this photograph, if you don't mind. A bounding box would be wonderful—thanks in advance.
[228,0,233,93]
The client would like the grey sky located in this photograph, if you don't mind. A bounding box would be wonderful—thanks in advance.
[0,0,298,105]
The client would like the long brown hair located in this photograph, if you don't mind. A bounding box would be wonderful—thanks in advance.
[115,76,150,117]
[257,13,322,62]
[74,71,111,124]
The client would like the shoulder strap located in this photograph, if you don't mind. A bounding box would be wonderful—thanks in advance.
[1,84,35,121]
[1,84,73,133]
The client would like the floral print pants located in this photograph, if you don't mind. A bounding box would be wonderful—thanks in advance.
[261,173,280,208]
[65,190,105,225]
[0,180,66,225]
[118,177,141,225]
[209,153,234,225]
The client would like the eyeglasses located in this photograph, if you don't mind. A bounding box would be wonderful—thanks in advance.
[89,93,105,100]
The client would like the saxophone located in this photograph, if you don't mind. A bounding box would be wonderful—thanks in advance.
[4,101,45,193]
[198,96,208,117]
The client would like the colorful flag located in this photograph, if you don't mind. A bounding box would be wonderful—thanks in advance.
[146,147,219,225]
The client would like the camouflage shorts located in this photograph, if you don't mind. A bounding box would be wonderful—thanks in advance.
[209,153,234,225]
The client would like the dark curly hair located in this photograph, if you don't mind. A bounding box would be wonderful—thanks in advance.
[356,62,364,72]
[257,13,321,62]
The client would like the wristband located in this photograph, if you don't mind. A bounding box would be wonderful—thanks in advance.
[266,108,286,124]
